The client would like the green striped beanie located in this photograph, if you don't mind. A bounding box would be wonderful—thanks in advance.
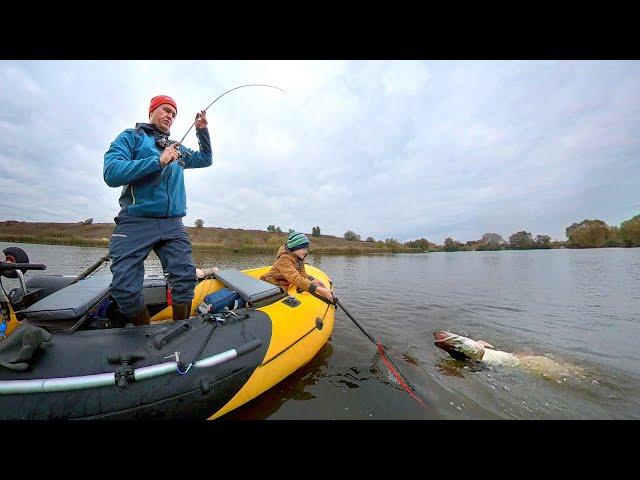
[286,232,310,251]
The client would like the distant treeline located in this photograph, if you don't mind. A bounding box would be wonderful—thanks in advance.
[423,214,640,252]
[1,213,638,254]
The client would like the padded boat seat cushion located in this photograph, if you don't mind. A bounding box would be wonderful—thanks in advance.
[215,269,283,304]
[25,275,76,298]
[18,274,112,323]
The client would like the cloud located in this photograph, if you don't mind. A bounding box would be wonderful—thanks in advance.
[1,60,639,242]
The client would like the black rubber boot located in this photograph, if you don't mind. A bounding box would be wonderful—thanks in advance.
[129,306,151,326]
[172,302,192,321]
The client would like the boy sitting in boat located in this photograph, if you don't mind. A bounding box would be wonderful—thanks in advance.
[260,232,334,302]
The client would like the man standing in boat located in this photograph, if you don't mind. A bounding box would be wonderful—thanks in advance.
[103,95,212,326]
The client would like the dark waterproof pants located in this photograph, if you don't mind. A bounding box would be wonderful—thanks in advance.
[108,214,196,317]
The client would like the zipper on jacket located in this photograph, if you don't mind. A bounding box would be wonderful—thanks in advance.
[165,164,172,217]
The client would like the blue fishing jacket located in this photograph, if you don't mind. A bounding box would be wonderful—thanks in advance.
[103,123,212,217]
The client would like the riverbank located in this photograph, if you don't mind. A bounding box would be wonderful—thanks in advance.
[0,221,422,254]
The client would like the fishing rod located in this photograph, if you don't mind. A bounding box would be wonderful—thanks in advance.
[68,254,111,286]
[153,84,285,185]
[178,83,285,146]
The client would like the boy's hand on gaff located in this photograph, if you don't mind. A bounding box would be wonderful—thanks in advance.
[312,278,326,287]
[317,286,333,302]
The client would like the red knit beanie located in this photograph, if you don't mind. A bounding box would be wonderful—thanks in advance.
[149,95,177,115]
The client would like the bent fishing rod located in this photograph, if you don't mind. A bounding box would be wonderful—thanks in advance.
[153,84,285,185]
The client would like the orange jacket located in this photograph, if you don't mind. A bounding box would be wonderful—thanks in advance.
[260,245,317,293]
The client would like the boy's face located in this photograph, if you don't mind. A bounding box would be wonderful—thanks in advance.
[292,247,308,259]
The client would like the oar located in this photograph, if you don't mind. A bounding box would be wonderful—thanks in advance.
[312,291,427,408]
[69,254,111,286]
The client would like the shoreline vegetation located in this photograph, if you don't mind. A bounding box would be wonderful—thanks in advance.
[1,214,639,254]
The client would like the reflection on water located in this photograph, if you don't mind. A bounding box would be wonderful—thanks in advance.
[2,242,639,419]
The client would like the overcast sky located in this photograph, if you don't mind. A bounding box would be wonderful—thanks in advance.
[1,60,638,243]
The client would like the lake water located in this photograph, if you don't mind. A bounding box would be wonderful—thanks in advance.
[2,241,639,419]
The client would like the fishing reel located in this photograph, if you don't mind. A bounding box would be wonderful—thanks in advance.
[155,135,179,151]
[155,135,185,166]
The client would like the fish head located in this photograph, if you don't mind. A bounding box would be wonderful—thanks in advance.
[433,331,486,361]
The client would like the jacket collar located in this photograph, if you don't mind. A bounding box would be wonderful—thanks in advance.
[135,122,168,137]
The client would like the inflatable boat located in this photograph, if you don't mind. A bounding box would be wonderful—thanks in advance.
[0,247,335,420]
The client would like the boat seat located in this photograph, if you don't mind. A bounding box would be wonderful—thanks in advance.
[214,269,285,306]
[10,275,76,301]
[17,274,112,330]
